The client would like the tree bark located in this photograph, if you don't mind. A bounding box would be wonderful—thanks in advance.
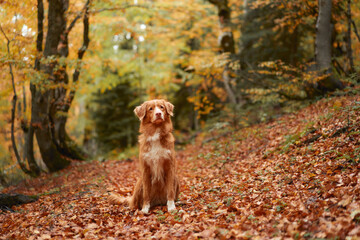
[53,0,90,160]
[345,0,355,74]
[32,0,71,172]
[24,124,41,175]
[315,0,332,71]
[22,0,46,176]
[31,0,91,171]
[239,0,254,69]
[315,0,344,91]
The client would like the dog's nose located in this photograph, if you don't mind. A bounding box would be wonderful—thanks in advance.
[156,112,162,117]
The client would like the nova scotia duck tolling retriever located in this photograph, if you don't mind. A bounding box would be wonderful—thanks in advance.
[109,99,180,214]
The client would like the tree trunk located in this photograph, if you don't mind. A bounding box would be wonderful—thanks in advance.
[315,0,344,91]
[51,0,90,161]
[32,0,91,171]
[239,0,254,69]
[22,0,46,176]
[24,124,41,175]
[209,0,237,104]
[32,0,71,172]
[315,0,332,72]
[0,193,38,210]
[346,0,355,74]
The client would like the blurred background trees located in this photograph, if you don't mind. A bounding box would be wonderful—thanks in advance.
[0,0,359,184]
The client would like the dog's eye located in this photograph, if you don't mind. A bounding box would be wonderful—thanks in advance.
[160,105,164,109]
[149,107,153,111]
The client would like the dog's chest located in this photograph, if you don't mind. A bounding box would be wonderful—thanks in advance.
[142,131,171,164]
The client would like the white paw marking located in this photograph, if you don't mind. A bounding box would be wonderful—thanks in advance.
[141,203,150,214]
[167,200,176,212]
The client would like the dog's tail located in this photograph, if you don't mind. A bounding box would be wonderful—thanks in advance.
[108,192,129,205]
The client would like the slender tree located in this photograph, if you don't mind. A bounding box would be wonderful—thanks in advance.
[208,0,237,104]
[0,26,38,177]
[315,0,344,91]
[345,0,355,74]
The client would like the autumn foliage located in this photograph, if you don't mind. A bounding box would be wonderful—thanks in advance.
[1,0,360,238]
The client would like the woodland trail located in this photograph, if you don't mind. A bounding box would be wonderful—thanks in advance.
[1,95,360,239]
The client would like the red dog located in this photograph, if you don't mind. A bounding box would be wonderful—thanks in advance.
[109,99,180,214]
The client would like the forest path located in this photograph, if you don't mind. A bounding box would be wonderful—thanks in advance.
[1,94,360,239]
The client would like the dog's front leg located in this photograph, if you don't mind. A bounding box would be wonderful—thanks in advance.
[141,167,152,214]
[166,167,176,212]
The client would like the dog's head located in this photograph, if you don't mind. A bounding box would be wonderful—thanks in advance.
[134,99,174,124]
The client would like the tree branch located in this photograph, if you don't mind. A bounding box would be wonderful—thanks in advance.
[340,4,360,42]
[67,0,91,34]
[351,19,360,42]
[208,0,222,6]
[62,0,91,111]
[345,0,355,74]
[34,0,44,72]
[72,0,90,86]
[78,0,90,61]
[36,0,44,53]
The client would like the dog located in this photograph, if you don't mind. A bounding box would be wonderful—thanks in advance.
[109,99,180,214]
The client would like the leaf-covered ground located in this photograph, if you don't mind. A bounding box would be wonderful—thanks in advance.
[1,95,360,239]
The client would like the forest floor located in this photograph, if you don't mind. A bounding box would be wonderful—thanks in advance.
[1,94,360,239]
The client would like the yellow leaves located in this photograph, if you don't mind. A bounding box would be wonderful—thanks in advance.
[333,99,343,109]
[187,51,226,78]
[244,88,272,96]
[249,0,272,10]
[187,92,214,118]
[249,60,338,103]
[212,86,226,102]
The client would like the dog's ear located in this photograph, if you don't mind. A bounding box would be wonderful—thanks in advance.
[134,103,146,121]
[164,101,174,117]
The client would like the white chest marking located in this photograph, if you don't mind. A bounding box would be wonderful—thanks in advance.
[143,130,171,183]
[146,131,160,142]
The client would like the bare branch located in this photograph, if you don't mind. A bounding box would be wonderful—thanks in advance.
[340,3,360,42]
[57,0,91,58]
[36,0,44,52]
[346,0,355,73]
[351,19,360,42]
[0,26,10,42]
[0,26,16,95]
[34,0,44,72]
[72,0,90,86]
[65,0,90,110]
[78,0,90,61]
[67,0,91,34]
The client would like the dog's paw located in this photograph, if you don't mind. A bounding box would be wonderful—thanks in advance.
[167,200,176,212]
[141,203,150,214]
